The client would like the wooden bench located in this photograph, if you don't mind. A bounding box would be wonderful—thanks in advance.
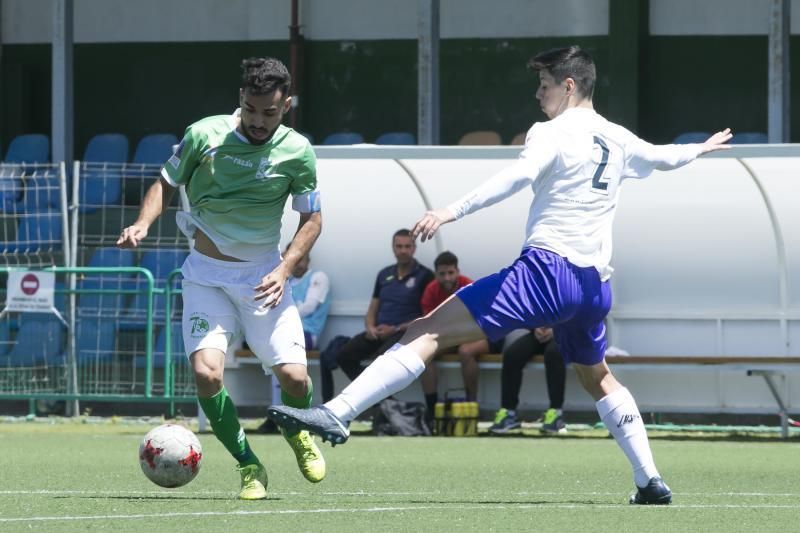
[233,349,800,438]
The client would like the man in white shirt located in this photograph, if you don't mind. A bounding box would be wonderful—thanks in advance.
[267,46,732,505]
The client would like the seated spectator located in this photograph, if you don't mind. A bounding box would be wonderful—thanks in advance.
[419,251,503,418]
[489,327,568,435]
[287,247,330,350]
[335,229,434,382]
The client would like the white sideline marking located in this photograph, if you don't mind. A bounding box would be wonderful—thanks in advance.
[3,503,800,523]
[1,489,799,498]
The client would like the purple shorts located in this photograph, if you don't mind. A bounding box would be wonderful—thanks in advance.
[456,247,612,366]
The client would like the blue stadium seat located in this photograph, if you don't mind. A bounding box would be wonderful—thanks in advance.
[6,286,67,366]
[323,132,365,145]
[137,323,186,369]
[0,167,59,214]
[4,134,49,164]
[1,211,63,253]
[5,318,65,366]
[75,318,117,364]
[120,248,188,330]
[79,133,129,212]
[730,132,768,144]
[375,132,416,145]
[0,166,24,213]
[74,247,135,365]
[672,132,710,144]
[0,318,11,357]
[133,133,179,165]
[77,247,136,313]
[83,133,129,163]
[23,169,60,212]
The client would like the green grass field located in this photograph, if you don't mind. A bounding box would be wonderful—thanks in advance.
[0,421,797,532]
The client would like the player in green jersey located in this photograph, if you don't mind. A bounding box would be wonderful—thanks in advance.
[118,57,325,500]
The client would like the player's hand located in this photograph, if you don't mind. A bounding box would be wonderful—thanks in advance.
[534,327,553,343]
[117,224,148,248]
[375,324,396,339]
[411,208,455,243]
[365,325,380,340]
[699,128,733,154]
[254,263,289,308]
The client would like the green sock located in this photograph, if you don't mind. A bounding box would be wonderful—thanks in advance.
[198,387,259,466]
[280,378,314,437]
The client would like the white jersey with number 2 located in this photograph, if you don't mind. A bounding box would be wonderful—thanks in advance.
[447,107,703,281]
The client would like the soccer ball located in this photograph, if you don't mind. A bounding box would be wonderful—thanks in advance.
[139,424,203,488]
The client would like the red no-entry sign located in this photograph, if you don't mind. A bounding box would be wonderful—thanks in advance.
[20,273,40,295]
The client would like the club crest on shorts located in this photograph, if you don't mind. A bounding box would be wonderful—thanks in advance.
[189,312,210,337]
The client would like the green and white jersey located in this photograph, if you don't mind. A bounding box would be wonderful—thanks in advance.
[161,110,320,261]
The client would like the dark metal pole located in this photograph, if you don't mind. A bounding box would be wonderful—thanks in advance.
[768,0,790,143]
[418,0,440,145]
[52,0,74,166]
[289,0,302,130]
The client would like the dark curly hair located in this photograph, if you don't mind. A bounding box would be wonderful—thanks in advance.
[434,251,458,269]
[529,46,596,99]
[240,57,291,96]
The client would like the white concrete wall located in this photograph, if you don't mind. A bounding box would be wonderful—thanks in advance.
[5,0,800,44]
[2,0,609,44]
[280,146,800,356]
[650,0,800,35]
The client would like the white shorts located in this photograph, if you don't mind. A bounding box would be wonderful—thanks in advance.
[180,250,306,374]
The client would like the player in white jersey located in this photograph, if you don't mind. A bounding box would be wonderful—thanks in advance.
[267,46,732,504]
[118,57,325,500]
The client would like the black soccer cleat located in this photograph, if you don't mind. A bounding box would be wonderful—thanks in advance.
[267,405,350,446]
[629,476,672,505]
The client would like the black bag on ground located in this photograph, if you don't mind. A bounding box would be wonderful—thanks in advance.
[372,398,432,436]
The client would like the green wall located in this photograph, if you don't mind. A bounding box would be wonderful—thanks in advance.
[1,35,798,159]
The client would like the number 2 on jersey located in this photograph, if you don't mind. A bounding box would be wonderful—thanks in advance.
[591,135,610,194]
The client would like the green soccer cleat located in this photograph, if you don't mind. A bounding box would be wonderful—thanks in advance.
[488,408,521,435]
[283,429,327,483]
[540,408,567,434]
[237,462,268,500]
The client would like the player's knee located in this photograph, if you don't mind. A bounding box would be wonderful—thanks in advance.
[274,364,308,396]
[193,366,222,391]
[457,344,479,360]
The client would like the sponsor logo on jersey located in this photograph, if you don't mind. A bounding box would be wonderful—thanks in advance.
[220,154,254,168]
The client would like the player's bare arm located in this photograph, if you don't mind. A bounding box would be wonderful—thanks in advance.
[117,177,177,248]
[364,298,381,340]
[254,210,322,308]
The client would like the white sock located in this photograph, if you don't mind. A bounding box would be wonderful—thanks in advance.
[596,387,659,488]
[325,344,426,423]
[270,374,283,406]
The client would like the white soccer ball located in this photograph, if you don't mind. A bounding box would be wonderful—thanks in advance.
[139,423,203,488]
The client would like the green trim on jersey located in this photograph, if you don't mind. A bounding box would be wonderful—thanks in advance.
[164,114,317,250]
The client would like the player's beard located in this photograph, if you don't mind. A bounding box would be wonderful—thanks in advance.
[241,123,274,145]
